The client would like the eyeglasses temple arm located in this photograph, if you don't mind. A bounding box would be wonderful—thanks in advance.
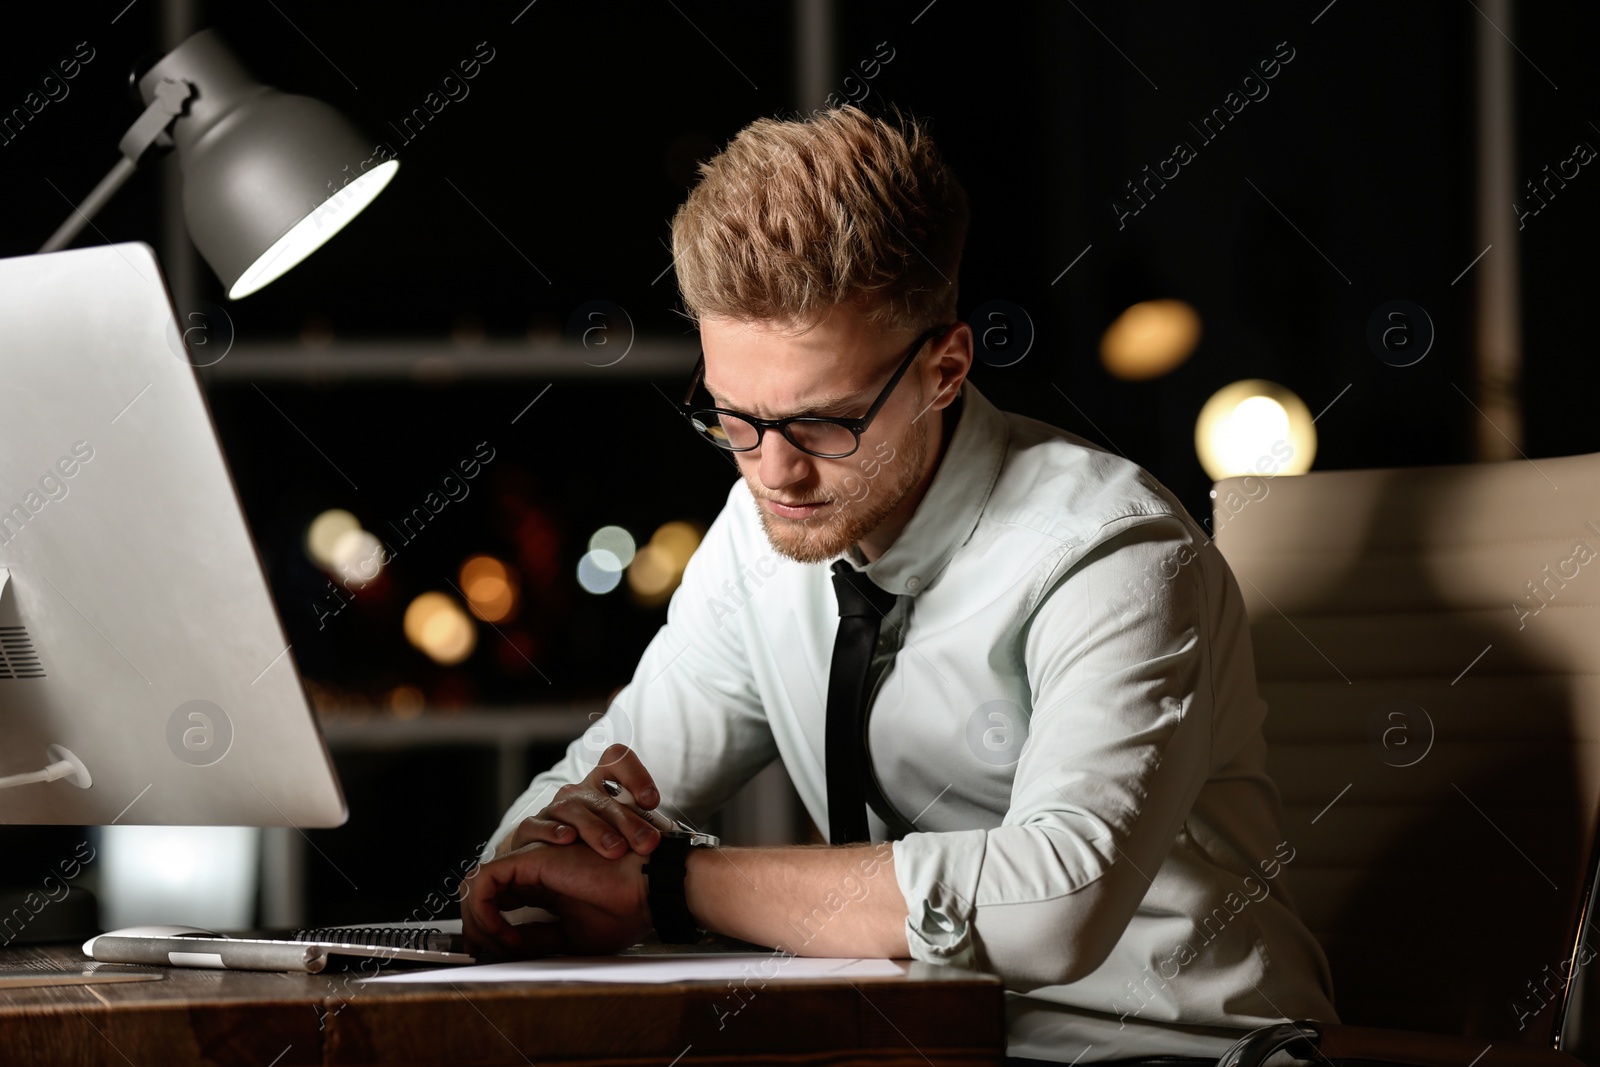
[858,323,948,426]
[681,354,706,407]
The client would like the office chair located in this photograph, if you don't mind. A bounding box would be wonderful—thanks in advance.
[1205,449,1600,1067]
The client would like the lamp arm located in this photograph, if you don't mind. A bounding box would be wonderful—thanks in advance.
[38,78,196,254]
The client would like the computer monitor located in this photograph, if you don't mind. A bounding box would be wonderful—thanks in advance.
[0,242,346,828]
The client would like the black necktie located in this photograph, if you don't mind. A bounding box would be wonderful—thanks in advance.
[825,560,900,844]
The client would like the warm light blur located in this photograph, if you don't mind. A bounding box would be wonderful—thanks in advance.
[306,509,385,586]
[627,544,677,598]
[386,684,425,718]
[305,509,360,567]
[1100,299,1202,380]
[403,592,477,665]
[650,521,701,571]
[625,521,703,606]
[459,555,520,623]
[331,528,384,587]
[1194,379,1317,480]
[514,511,559,581]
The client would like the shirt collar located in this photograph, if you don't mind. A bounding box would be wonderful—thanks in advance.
[839,379,1009,596]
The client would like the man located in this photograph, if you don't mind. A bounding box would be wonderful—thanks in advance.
[460,104,1337,1065]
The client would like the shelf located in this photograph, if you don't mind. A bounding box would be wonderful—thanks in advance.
[198,339,700,385]
[316,704,604,748]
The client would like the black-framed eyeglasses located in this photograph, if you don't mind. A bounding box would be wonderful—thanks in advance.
[678,322,953,460]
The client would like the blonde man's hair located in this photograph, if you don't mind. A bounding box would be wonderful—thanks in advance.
[670,104,969,336]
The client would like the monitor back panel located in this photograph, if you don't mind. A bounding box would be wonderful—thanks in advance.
[0,242,346,827]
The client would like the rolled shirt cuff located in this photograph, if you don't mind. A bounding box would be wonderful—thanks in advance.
[892,828,988,969]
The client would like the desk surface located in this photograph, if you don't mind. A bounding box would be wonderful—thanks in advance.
[0,940,1005,1066]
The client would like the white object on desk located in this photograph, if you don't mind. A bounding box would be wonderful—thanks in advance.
[83,923,475,972]
[361,954,908,985]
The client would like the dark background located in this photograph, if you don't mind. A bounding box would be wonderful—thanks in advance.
[3,0,1598,923]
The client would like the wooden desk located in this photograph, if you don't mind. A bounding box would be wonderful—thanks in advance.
[0,941,1005,1066]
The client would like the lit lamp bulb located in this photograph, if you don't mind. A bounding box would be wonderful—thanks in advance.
[1194,379,1316,480]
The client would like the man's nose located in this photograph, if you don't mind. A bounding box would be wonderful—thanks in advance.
[756,430,816,488]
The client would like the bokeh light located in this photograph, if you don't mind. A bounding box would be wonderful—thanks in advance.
[577,550,625,594]
[650,521,701,569]
[305,509,360,567]
[625,521,703,606]
[589,525,637,568]
[627,544,677,598]
[459,554,520,623]
[386,684,425,718]
[1100,299,1202,380]
[305,508,386,587]
[403,592,478,665]
[514,510,561,588]
[1194,379,1317,480]
[330,528,384,587]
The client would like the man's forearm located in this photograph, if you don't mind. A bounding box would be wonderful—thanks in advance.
[683,842,911,958]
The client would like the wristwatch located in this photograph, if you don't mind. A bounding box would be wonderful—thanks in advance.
[642,828,719,943]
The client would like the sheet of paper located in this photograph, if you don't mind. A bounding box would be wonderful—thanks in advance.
[361,953,907,985]
[0,969,165,989]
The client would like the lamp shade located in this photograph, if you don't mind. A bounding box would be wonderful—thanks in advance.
[137,30,397,298]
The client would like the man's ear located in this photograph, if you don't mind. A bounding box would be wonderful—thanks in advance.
[927,322,974,410]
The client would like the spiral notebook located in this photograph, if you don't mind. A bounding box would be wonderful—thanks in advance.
[82,920,475,973]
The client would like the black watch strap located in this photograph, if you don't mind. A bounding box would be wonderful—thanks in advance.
[642,832,701,944]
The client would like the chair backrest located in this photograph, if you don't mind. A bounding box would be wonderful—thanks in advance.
[1212,451,1600,1046]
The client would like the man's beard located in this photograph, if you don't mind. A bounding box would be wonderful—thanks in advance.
[748,414,931,565]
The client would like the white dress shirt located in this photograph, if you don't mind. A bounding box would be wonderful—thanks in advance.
[485,378,1339,1063]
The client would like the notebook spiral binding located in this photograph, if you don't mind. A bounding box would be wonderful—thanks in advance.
[292,926,441,949]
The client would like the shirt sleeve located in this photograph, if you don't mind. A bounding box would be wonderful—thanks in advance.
[481,485,779,862]
[890,511,1215,990]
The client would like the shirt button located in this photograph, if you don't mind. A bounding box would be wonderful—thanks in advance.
[906,576,921,591]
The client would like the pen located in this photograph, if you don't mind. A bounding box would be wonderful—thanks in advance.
[600,779,679,832]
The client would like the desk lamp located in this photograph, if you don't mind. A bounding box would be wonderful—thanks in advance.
[38,27,397,299]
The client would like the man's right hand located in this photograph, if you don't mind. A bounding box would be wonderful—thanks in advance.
[492,743,664,860]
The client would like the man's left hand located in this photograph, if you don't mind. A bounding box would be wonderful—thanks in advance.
[460,841,651,959]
